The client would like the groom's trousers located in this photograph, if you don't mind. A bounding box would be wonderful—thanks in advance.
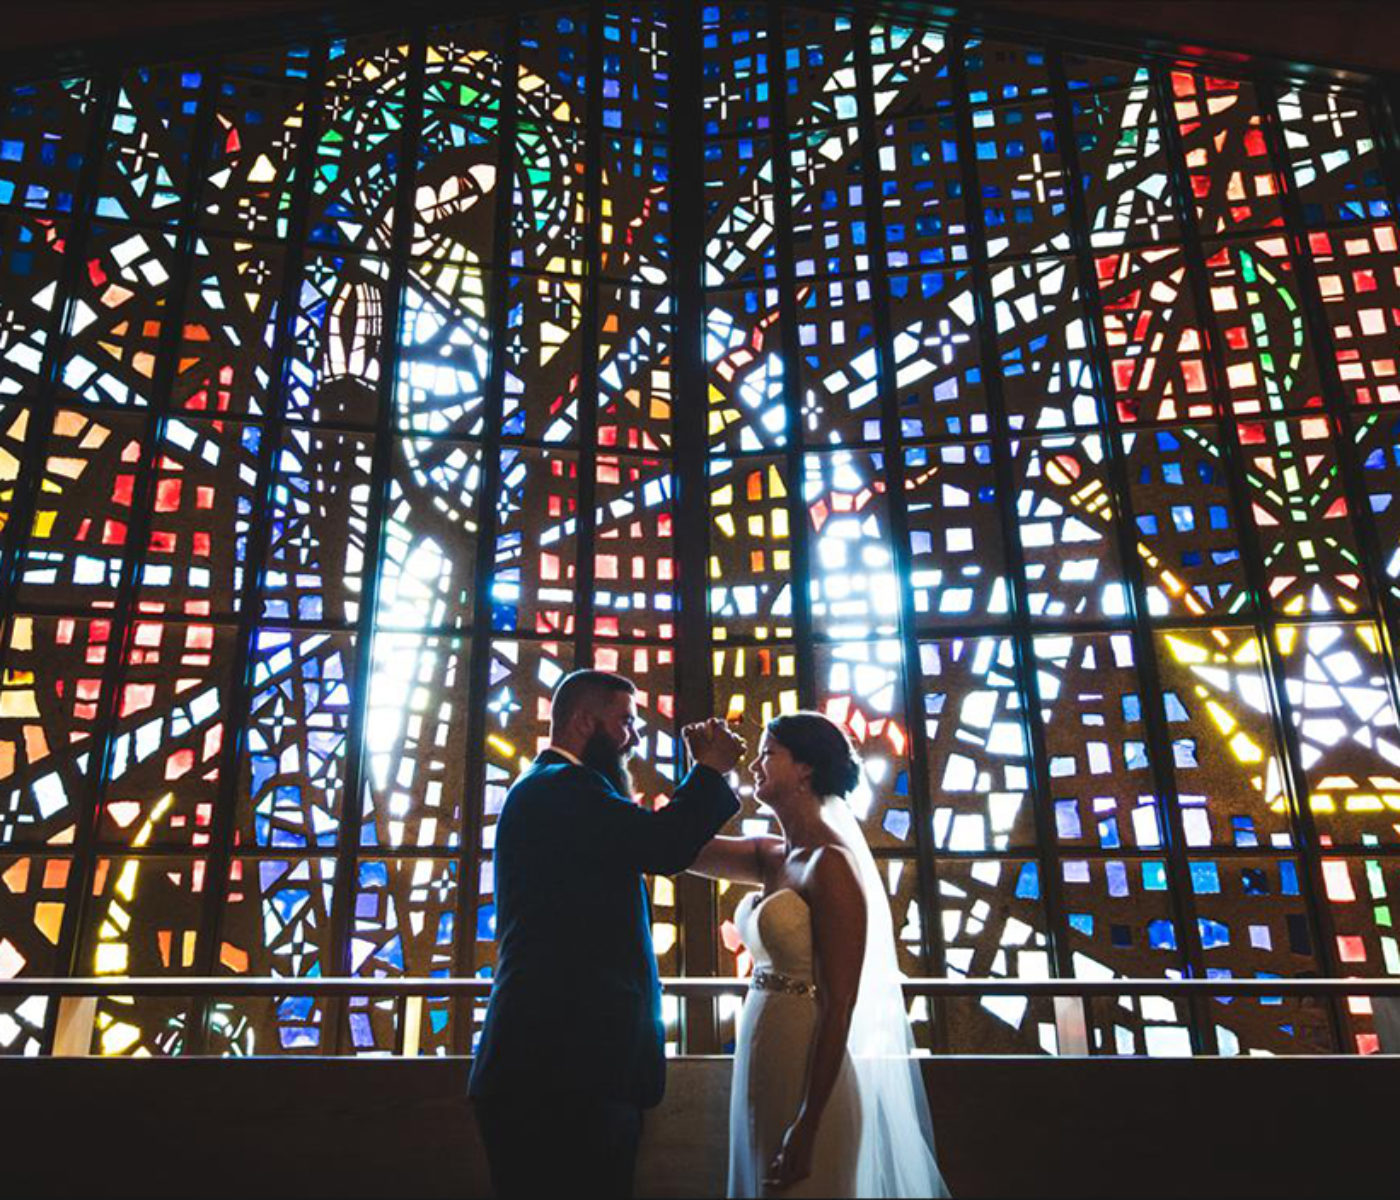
[474,1091,643,1198]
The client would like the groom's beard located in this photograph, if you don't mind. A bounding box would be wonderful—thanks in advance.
[582,730,633,797]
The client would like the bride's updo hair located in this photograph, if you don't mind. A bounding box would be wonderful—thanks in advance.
[766,711,862,797]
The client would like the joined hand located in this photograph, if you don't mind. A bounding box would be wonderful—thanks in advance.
[683,718,746,773]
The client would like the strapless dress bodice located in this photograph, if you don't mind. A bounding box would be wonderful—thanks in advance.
[735,887,814,983]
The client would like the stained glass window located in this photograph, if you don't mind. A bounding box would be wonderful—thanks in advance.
[0,4,1397,1062]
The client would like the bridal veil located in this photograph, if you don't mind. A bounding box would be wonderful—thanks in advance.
[823,796,950,1198]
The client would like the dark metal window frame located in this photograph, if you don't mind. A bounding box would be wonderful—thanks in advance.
[0,2,1398,1058]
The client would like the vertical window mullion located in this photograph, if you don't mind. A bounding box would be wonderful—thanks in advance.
[949,28,1080,1011]
[1047,46,1216,1055]
[0,74,115,637]
[451,15,523,1058]
[1150,59,1350,1052]
[1257,76,1400,793]
[852,9,952,1054]
[670,0,720,1057]
[767,0,818,707]
[186,38,332,1056]
[573,3,605,667]
[323,27,428,1055]
[0,67,122,1056]
[45,61,225,1044]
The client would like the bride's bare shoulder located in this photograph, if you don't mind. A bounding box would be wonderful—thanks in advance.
[790,843,862,902]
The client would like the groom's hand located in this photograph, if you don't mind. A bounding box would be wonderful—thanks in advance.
[683,718,746,773]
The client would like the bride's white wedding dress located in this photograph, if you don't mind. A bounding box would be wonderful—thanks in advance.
[727,800,950,1198]
[729,887,862,1197]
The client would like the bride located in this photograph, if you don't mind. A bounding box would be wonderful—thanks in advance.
[689,712,949,1197]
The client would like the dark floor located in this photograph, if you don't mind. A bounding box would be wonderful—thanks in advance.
[3,1054,1397,1197]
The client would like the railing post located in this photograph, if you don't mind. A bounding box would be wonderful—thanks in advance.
[1053,996,1091,1056]
[50,997,97,1057]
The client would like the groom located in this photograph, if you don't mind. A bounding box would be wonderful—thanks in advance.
[469,669,743,1198]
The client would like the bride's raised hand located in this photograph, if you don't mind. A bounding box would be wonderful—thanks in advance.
[764,1117,816,1192]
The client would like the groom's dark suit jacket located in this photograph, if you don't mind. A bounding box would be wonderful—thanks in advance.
[468,750,739,1108]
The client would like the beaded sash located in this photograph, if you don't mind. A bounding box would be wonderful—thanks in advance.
[750,967,818,999]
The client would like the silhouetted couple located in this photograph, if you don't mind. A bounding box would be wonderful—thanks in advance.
[469,669,946,1198]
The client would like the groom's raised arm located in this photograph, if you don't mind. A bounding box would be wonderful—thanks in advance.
[554,719,745,875]
[569,763,740,876]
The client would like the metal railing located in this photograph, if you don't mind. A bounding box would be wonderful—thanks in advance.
[6,977,1400,998]
[6,977,1400,1058]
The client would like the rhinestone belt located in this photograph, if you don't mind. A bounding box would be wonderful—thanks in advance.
[751,967,818,999]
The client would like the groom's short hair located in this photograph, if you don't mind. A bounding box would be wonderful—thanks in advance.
[550,669,636,729]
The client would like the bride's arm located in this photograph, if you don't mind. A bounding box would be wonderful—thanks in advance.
[686,835,783,884]
[766,846,866,1192]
